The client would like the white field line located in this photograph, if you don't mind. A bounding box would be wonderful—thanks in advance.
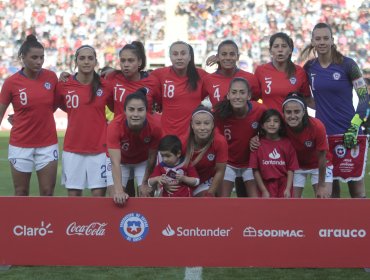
[184,267,203,280]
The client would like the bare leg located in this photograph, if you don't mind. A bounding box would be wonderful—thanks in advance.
[293,187,303,198]
[348,179,366,198]
[220,180,234,197]
[36,161,57,196]
[10,164,31,196]
[91,187,107,197]
[245,180,259,197]
[68,189,83,196]
[331,179,341,198]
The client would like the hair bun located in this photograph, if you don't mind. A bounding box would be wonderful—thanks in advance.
[25,34,38,42]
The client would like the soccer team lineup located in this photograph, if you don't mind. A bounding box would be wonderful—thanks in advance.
[1,21,369,205]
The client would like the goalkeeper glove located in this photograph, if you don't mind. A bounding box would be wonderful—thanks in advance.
[343,114,362,148]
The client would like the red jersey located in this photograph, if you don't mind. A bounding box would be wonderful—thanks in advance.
[106,114,162,164]
[254,63,310,114]
[190,130,228,184]
[286,117,332,169]
[149,159,199,197]
[215,101,267,168]
[56,76,113,153]
[146,67,208,143]
[203,69,261,106]
[249,137,299,180]
[0,69,58,147]
[105,71,155,116]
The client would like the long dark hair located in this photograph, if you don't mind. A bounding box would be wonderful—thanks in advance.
[269,32,296,79]
[300,22,344,64]
[258,109,286,137]
[118,41,147,72]
[75,45,101,103]
[170,41,200,91]
[18,34,44,59]
[184,105,215,166]
[214,77,251,120]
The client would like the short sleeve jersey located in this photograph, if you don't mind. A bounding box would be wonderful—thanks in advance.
[105,71,155,116]
[190,130,228,184]
[254,63,311,114]
[304,57,367,135]
[203,69,261,106]
[149,159,199,197]
[216,101,267,168]
[0,69,58,147]
[146,67,208,142]
[56,76,113,153]
[286,117,332,169]
[249,137,299,180]
[107,114,162,164]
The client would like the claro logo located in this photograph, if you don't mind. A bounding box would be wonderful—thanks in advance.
[13,221,53,237]
[319,229,367,238]
[162,224,232,237]
[243,226,305,238]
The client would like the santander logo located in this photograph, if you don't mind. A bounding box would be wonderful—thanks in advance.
[66,222,107,236]
[162,225,175,236]
[269,148,280,159]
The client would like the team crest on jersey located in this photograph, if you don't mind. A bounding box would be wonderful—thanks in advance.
[334,144,346,158]
[207,153,215,161]
[96,88,103,96]
[289,77,297,85]
[304,140,313,148]
[144,137,151,143]
[251,122,259,129]
[44,82,51,90]
[121,142,129,151]
[350,145,360,158]
[333,72,341,80]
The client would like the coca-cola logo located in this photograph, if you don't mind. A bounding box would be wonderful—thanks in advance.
[66,222,107,236]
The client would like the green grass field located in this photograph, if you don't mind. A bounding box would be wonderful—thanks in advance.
[0,131,369,279]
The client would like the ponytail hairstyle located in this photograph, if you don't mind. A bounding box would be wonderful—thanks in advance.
[184,105,215,166]
[118,41,147,72]
[75,45,100,104]
[258,109,286,138]
[300,22,344,64]
[123,87,149,111]
[18,34,44,60]
[216,39,239,70]
[282,92,309,128]
[269,32,296,79]
[170,41,200,91]
[214,77,251,120]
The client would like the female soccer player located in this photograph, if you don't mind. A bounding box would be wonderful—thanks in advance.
[254,32,313,114]
[214,77,266,197]
[184,105,228,197]
[107,89,162,205]
[301,22,369,198]
[203,40,260,106]
[249,109,299,198]
[0,34,58,196]
[147,41,208,143]
[56,45,114,197]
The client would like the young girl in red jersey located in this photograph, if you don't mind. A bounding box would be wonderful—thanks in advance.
[107,89,162,205]
[148,135,199,197]
[249,109,299,198]
[147,41,208,143]
[56,45,114,197]
[0,35,58,196]
[214,77,266,197]
[184,105,228,197]
[254,32,314,114]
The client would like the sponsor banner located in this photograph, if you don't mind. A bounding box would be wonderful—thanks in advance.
[0,197,370,267]
[328,135,368,182]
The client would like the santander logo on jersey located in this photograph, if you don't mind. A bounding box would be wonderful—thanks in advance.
[262,148,285,166]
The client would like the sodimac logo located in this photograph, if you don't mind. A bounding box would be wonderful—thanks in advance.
[243,226,305,238]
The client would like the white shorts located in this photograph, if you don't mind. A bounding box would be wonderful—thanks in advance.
[193,178,213,196]
[62,151,107,190]
[8,143,59,172]
[293,166,334,188]
[224,165,254,182]
[106,157,147,187]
